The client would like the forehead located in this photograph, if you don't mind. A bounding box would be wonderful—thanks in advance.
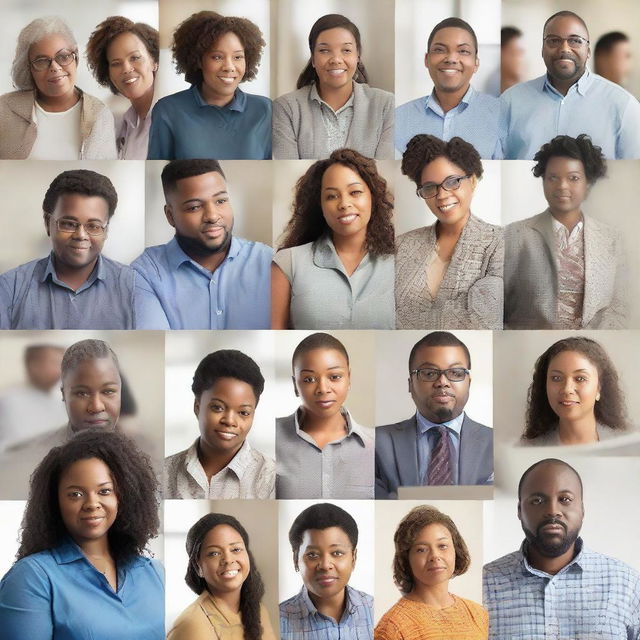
[430,26,475,48]
[172,171,227,197]
[51,193,110,222]
[203,523,243,547]
[544,15,589,37]
[30,33,74,56]
[548,349,597,372]
[301,526,352,547]
[411,344,469,368]
[314,27,356,47]
[107,31,148,58]
[544,156,586,174]
[60,457,113,485]
[293,347,348,371]
[62,356,120,385]
[322,163,366,187]
[413,522,452,543]
[200,376,257,404]
[209,31,244,51]
[421,156,466,182]
[521,463,582,498]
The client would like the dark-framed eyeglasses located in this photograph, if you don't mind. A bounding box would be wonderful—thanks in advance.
[30,50,77,72]
[410,367,470,382]
[51,218,108,236]
[543,35,589,49]
[416,175,472,200]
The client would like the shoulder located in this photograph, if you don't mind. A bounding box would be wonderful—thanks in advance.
[1,550,57,592]
[248,446,275,471]
[462,415,492,435]
[235,237,273,259]
[590,73,638,103]
[164,447,190,473]
[472,90,500,107]
[502,76,545,102]
[469,215,503,236]
[583,547,640,582]
[505,213,544,236]
[80,91,110,113]
[347,586,373,607]
[355,83,394,105]
[397,225,433,249]
[153,89,192,113]
[275,86,312,106]
[279,589,304,613]
[484,549,522,576]
[376,417,415,436]
[276,412,297,432]
[243,91,272,111]
[456,595,487,615]
[169,594,211,636]
[1,257,45,282]
[0,90,34,112]
[100,255,133,273]
[396,96,427,114]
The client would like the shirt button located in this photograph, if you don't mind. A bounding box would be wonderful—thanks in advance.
[216,310,223,316]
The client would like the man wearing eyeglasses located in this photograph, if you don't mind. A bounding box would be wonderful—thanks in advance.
[0,169,135,329]
[501,10,640,159]
[375,331,493,499]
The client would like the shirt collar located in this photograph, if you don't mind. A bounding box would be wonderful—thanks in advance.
[53,537,146,570]
[543,69,592,97]
[187,437,254,480]
[191,83,247,112]
[41,253,105,286]
[312,234,369,273]
[166,235,241,271]
[309,83,355,114]
[520,536,586,577]
[416,410,465,437]
[296,585,358,619]
[425,85,475,115]
[293,407,367,447]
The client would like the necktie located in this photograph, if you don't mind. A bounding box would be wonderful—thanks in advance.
[426,426,453,485]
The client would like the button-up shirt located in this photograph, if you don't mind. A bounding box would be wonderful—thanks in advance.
[416,411,464,485]
[132,236,272,329]
[552,216,585,328]
[483,538,640,639]
[280,585,373,640]
[395,86,502,158]
[500,71,640,159]
[309,84,355,154]
[116,103,153,160]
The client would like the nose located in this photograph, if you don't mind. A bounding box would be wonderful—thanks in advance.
[337,195,352,210]
[202,202,221,223]
[561,377,575,394]
[433,372,450,387]
[222,55,235,70]
[71,223,89,239]
[87,392,105,414]
[220,408,236,425]
[122,58,134,73]
[545,499,563,518]
[315,376,330,394]
[318,553,333,571]
[559,38,573,54]
[48,58,63,72]
[82,493,101,510]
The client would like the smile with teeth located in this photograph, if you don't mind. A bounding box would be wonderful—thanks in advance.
[327,69,346,76]
[438,202,457,212]
[215,431,237,440]
[123,77,139,84]
[218,77,237,84]
[220,569,239,577]
[338,214,358,224]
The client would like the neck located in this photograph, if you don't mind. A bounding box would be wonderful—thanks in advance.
[175,234,230,272]
[200,83,235,108]
[210,587,241,614]
[300,407,346,435]
[331,232,367,274]
[52,254,97,291]
[433,85,469,113]
[436,210,470,239]
[130,86,154,119]
[407,581,454,608]
[526,541,576,575]
[197,438,242,480]
[309,586,347,622]
[548,70,584,97]
[77,536,111,560]
[501,74,519,94]
[557,416,598,444]
[550,208,582,232]
[318,81,353,111]
[36,87,80,113]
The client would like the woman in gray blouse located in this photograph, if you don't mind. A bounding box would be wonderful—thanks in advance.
[271,148,395,329]
[272,13,394,159]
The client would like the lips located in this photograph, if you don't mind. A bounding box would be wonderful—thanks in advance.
[337,214,358,224]
[538,519,567,535]
[214,430,238,441]
[202,225,224,238]
[315,400,335,409]
[316,575,338,587]
[217,76,237,85]
[327,69,346,76]
[48,74,69,84]
[219,569,239,578]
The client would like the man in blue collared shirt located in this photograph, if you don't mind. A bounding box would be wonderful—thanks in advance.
[395,17,501,159]
[501,10,640,159]
[133,159,272,329]
[0,170,135,329]
[484,458,640,639]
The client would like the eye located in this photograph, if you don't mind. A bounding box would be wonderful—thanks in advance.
[530,496,543,505]
[215,198,229,206]
[109,60,121,67]
[569,175,582,182]
[432,47,445,54]
[185,204,202,212]
[343,48,352,54]
[239,409,252,417]
[318,48,330,54]
[325,193,338,200]
[331,550,345,557]
[350,190,363,197]
[98,487,113,495]
[67,490,83,498]
[74,390,90,398]
[459,49,472,55]
[231,546,244,553]
[559,496,573,504]
[305,551,319,559]
[575,375,587,382]
[103,388,118,396]
[210,403,224,412]
[302,376,316,383]
[330,374,343,380]
[206,550,221,557]
[234,54,245,60]
[549,375,562,382]
[439,544,449,549]
[131,55,142,62]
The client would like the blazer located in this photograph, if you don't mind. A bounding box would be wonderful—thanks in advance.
[395,214,504,329]
[375,414,494,499]
[0,88,116,159]
[504,210,627,329]
[272,82,394,159]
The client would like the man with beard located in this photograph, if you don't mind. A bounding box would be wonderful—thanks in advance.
[132,159,272,328]
[483,459,640,638]
[375,331,493,499]
[501,10,640,159]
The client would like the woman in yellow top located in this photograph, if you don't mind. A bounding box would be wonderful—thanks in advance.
[375,505,488,640]
[168,513,276,640]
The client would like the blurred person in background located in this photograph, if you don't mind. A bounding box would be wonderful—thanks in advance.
[501,27,525,93]
[594,32,632,88]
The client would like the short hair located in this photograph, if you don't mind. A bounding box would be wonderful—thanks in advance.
[401,135,484,188]
[296,14,368,89]
[86,16,159,95]
[42,170,118,222]
[427,17,478,54]
[172,11,265,86]
[191,350,265,403]
[543,11,589,37]
[277,148,395,257]
[517,458,583,501]
[524,336,628,439]
[17,429,159,565]
[393,506,470,593]
[501,26,522,48]
[532,135,606,185]
[11,16,77,91]
[288,503,358,566]
[61,339,120,381]
[185,513,264,640]
[161,159,226,198]
[595,31,629,57]
[408,331,471,371]
[24,344,64,364]
[291,332,350,369]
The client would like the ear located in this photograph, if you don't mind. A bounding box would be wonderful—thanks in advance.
[164,204,176,228]
[291,375,299,397]
[352,547,357,569]
[194,397,200,418]
[408,375,413,395]
[196,563,204,578]
[473,55,479,73]
[424,52,429,69]
[517,501,522,522]
[293,551,299,571]
[44,213,51,237]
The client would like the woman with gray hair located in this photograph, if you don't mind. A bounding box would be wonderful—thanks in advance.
[0,16,116,159]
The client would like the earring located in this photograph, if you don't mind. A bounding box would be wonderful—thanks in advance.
[596,393,601,401]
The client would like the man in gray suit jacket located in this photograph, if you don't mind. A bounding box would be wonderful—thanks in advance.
[375,331,493,499]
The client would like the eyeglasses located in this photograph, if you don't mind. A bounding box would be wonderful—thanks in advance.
[30,50,77,72]
[416,175,471,200]
[51,218,108,236]
[410,367,470,382]
[543,35,589,49]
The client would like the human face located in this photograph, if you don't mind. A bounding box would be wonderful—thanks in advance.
[26,347,64,391]
[419,156,475,228]
[198,524,250,599]
[502,36,525,81]
[518,462,584,557]
[62,357,121,432]
[426,27,478,95]
[200,31,246,106]
[312,27,359,93]
[107,32,156,101]
[293,348,350,421]
[298,527,356,602]
[546,350,600,425]
[409,345,470,423]
[408,523,456,591]
[30,34,77,100]
[321,164,372,244]
[58,457,118,546]
[542,156,590,218]
[46,193,109,272]
[194,378,257,459]
[542,15,590,85]
[165,171,233,256]
[599,40,632,85]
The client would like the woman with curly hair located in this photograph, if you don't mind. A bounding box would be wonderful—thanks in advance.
[271,148,395,329]
[504,134,627,328]
[148,11,271,160]
[520,336,629,446]
[0,429,163,639]
[0,16,116,159]
[273,13,394,159]
[168,512,276,640]
[375,505,488,640]
[86,16,159,159]
[397,134,503,329]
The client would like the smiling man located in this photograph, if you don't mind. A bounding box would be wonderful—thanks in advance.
[501,10,640,159]
[132,159,272,329]
[395,17,501,159]
[375,331,493,499]
[0,169,135,329]
[483,459,640,639]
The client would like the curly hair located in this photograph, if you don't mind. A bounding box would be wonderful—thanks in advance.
[296,14,368,89]
[532,134,607,185]
[172,11,265,85]
[291,332,350,368]
[61,339,120,381]
[392,505,470,594]
[17,429,159,565]
[401,135,484,188]
[86,16,159,95]
[277,148,395,256]
[185,513,265,640]
[523,336,629,439]
[428,17,478,54]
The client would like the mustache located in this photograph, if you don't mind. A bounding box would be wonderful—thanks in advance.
[555,53,578,63]
[537,517,567,534]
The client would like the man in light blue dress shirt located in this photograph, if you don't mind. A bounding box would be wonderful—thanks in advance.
[132,159,272,329]
[395,17,501,159]
[501,10,640,159]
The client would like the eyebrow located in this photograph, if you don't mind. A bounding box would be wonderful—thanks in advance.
[110,49,142,60]
[210,48,244,53]
[304,543,349,550]
[63,481,112,490]
[57,215,106,223]
[69,382,119,389]
[208,396,254,408]
[545,32,587,38]
[527,490,576,498]
[549,368,590,373]
[316,41,354,46]
[181,191,228,205]
[204,540,243,549]
[299,365,345,373]
[416,360,465,368]
[324,182,363,190]
[431,40,473,48]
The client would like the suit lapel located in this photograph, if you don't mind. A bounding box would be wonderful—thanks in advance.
[393,416,421,485]
[582,217,610,326]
